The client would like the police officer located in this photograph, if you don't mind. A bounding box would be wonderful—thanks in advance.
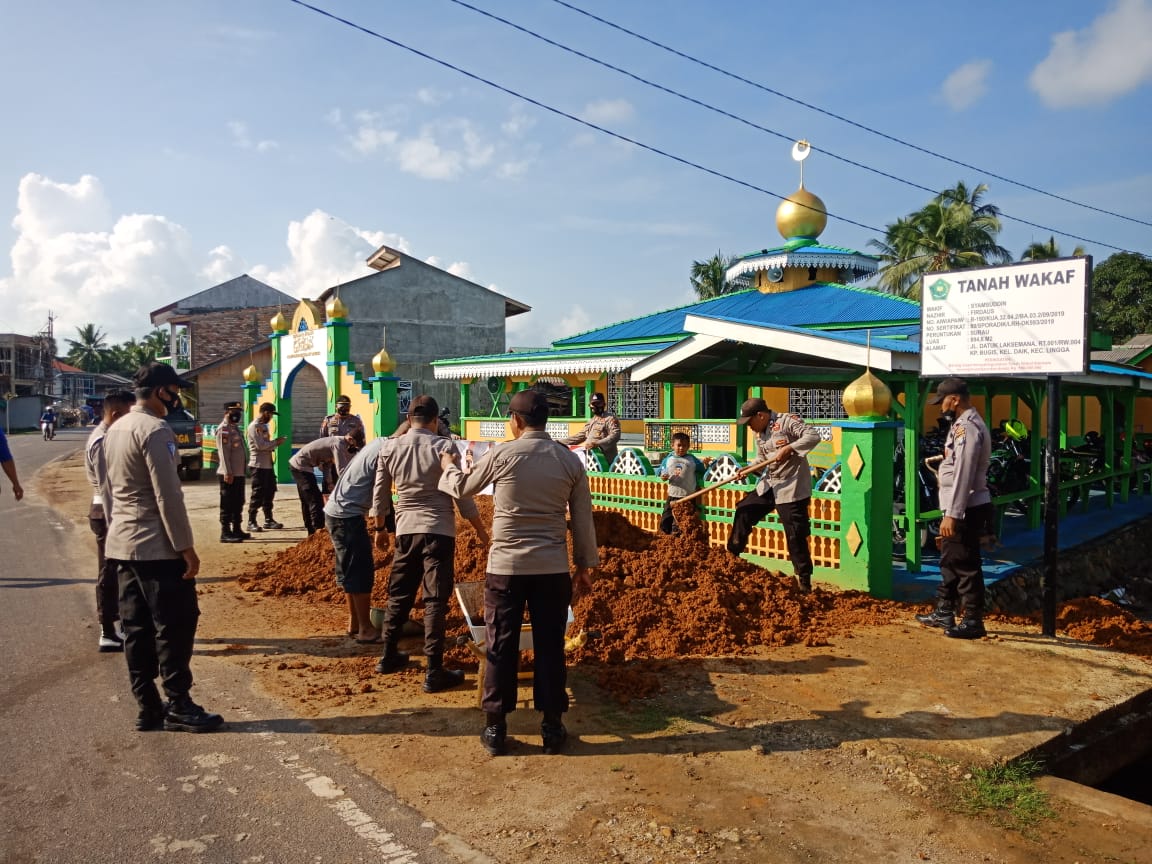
[101,362,222,732]
[726,397,821,593]
[439,390,599,757]
[289,431,362,535]
[563,392,620,468]
[246,402,286,533]
[84,390,134,651]
[320,395,365,492]
[217,401,249,543]
[916,378,993,639]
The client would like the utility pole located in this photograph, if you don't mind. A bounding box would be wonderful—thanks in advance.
[35,312,55,404]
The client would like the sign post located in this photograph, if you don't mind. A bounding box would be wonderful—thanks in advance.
[920,257,1091,638]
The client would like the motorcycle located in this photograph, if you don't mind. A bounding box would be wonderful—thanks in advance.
[987,419,1031,515]
[41,420,56,441]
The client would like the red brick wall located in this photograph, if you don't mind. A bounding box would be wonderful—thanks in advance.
[188,305,283,368]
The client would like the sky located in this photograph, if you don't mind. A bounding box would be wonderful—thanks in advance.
[1,0,1150,351]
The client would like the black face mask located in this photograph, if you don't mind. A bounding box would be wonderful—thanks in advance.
[337,405,350,415]
[158,388,181,411]
[939,410,956,425]
[228,411,242,423]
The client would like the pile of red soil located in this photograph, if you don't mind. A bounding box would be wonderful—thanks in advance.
[994,597,1152,658]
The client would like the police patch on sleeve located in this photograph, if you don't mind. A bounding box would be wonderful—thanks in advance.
[167,440,178,461]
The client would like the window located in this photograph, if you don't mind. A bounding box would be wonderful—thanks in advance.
[788,387,847,420]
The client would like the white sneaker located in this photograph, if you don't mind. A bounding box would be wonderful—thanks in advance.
[98,633,124,653]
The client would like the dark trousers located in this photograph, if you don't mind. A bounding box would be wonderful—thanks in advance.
[219,475,245,533]
[291,468,325,534]
[482,571,572,716]
[248,467,277,522]
[88,517,119,630]
[936,502,995,618]
[115,558,199,710]
[380,533,455,660]
[727,488,814,579]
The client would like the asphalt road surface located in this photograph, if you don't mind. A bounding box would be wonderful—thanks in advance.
[0,429,483,864]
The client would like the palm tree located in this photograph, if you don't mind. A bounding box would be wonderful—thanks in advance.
[690,251,737,300]
[1020,236,1086,261]
[66,323,111,372]
[870,181,1012,300]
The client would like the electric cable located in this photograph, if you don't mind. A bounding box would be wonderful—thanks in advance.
[548,0,1152,230]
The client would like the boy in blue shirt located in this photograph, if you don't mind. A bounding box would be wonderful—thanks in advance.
[657,432,710,534]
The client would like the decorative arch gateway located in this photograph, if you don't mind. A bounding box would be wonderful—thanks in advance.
[241,298,400,483]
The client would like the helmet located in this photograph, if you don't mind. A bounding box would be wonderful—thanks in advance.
[1003,419,1027,441]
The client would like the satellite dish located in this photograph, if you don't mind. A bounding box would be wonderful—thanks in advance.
[791,140,811,162]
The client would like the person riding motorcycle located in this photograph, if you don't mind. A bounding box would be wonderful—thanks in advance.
[40,407,57,440]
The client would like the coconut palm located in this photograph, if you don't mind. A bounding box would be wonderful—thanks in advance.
[690,251,737,300]
[1020,236,1086,261]
[65,323,111,372]
[871,182,1012,300]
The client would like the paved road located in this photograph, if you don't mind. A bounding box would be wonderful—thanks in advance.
[0,429,483,864]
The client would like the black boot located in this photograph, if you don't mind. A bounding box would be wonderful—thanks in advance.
[220,531,242,543]
[481,712,507,756]
[796,573,812,594]
[423,657,465,693]
[541,713,568,755]
[946,617,987,640]
[135,703,167,732]
[374,649,410,674]
[233,522,252,540]
[164,696,224,733]
[915,603,956,630]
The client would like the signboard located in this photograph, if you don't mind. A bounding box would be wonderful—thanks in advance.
[920,257,1090,377]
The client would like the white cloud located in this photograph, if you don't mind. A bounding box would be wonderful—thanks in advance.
[1030,0,1152,108]
[940,59,993,111]
[346,114,495,180]
[580,99,634,125]
[424,255,474,281]
[415,87,449,106]
[228,120,279,153]
[505,303,591,349]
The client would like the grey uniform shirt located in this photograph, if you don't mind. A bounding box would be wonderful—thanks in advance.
[371,428,479,537]
[320,412,364,438]
[324,436,387,520]
[290,436,353,475]
[936,407,992,519]
[754,412,821,504]
[100,405,195,560]
[247,420,277,469]
[216,420,247,476]
[439,430,599,575]
[84,421,110,518]
[563,411,622,466]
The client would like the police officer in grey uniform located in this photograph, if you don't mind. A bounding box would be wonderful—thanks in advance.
[101,362,222,732]
[726,397,822,593]
[217,401,250,543]
[84,390,134,651]
[289,431,362,535]
[320,395,366,492]
[916,378,993,639]
[246,402,286,532]
[439,390,599,757]
[371,395,488,692]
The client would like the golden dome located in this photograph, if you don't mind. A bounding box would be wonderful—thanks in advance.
[270,311,289,332]
[776,186,828,240]
[326,296,349,320]
[842,369,892,419]
[242,364,261,384]
[372,348,395,374]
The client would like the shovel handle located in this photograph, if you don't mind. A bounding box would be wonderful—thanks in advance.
[673,458,774,505]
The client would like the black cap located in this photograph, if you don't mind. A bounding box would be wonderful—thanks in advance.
[134,362,192,390]
[736,397,769,425]
[509,390,550,425]
[223,401,242,411]
[336,394,352,405]
[590,392,606,405]
[258,402,277,415]
[408,395,439,419]
[928,377,969,405]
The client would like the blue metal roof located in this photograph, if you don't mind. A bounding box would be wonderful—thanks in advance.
[432,341,679,366]
[734,242,877,261]
[554,284,919,347]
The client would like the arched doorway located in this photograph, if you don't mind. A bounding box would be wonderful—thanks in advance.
[286,362,327,446]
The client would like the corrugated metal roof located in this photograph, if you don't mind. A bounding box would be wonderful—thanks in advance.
[1090,333,1152,365]
[554,284,919,346]
[433,341,678,366]
[694,316,922,354]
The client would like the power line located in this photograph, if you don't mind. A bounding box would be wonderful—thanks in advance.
[284,0,1137,255]
[548,0,1152,231]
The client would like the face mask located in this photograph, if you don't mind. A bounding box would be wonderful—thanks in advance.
[158,388,181,411]
[228,411,242,423]
[591,403,604,415]
[337,405,350,415]
[939,409,956,424]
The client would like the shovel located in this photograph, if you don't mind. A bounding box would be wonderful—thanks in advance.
[673,457,774,506]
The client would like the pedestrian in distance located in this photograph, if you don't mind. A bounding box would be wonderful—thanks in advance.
[371,395,488,693]
[246,402,286,533]
[84,389,134,651]
[216,402,251,543]
[100,362,222,733]
[726,397,821,593]
[0,427,23,501]
[289,431,363,535]
[563,391,621,469]
[915,378,994,640]
[440,389,599,757]
[657,431,711,535]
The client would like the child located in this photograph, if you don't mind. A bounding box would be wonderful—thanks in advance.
[657,432,711,534]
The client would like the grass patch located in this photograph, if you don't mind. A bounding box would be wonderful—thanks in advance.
[957,758,1056,832]
[597,701,695,735]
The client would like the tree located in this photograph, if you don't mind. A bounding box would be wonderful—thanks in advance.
[870,181,1012,300]
[65,324,110,372]
[1090,252,1152,342]
[690,251,737,300]
[1020,236,1085,261]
